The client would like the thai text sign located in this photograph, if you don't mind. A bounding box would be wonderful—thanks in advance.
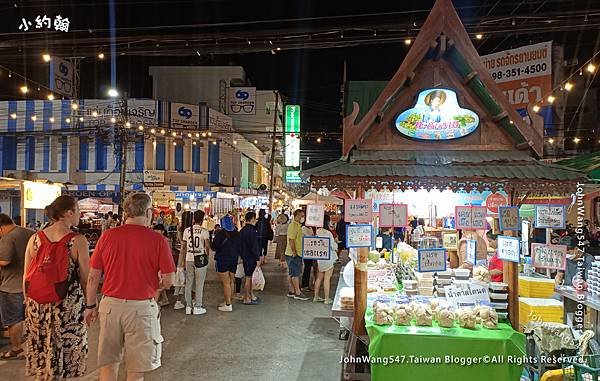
[417,248,447,272]
[379,204,408,227]
[455,206,488,230]
[445,284,490,308]
[285,105,301,167]
[498,206,520,231]
[395,88,479,140]
[531,243,567,270]
[346,224,373,248]
[305,204,325,228]
[497,236,520,263]
[535,205,566,229]
[302,236,331,260]
[344,199,373,223]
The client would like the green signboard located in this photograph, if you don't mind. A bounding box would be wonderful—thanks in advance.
[285,170,302,184]
[285,105,300,167]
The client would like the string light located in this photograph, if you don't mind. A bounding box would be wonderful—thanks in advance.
[316,137,322,143]
[160,129,165,134]
[71,103,78,110]
[65,117,71,123]
[110,117,116,123]
[138,125,144,131]
[42,54,51,62]
[10,113,16,119]
[202,132,207,137]
[187,133,192,138]
[213,140,217,145]
[195,133,200,138]
[193,141,197,145]
[172,132,177,137]
[587,63,596,73]
[573,137,581,143]
[548,138,555,144]
[532,105,540,112]
[547,95,555,103]
[207,131,212,137]
[125,122,131,128]
[31,115,37,121]
[233,140,237,145]
[92,111,98,117]
[150,128,156,134]
[47,94,54,100]
[404,39,412,45]
[173,141,177,146]
[79,117,84,122]
[20,85,29,94]
[98,53,105,59]
[253,139,258,144]
[564,82,574,91]
[475,34,483,40]
[49,117,55,123]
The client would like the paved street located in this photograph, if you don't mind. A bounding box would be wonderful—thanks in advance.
[0,248,345,380]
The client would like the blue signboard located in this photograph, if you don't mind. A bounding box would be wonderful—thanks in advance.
[395,88,479,140]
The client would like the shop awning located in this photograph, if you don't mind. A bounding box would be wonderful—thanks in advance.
[555,152,600,182]
[294,192,343,206]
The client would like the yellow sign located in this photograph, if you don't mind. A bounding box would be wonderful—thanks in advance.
[152,191,176,207]
[22,181,62,209]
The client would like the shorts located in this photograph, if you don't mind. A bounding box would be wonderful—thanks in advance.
[285,255,303,277]
[0,291,25,326]
[241,256,257,277]
[98,296,163,373]
[216,255,237,273]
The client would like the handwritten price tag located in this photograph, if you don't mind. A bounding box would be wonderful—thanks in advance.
[497,235,520,263]
[344,199,373,223]
[466,239,477,265]
[302,236,331,260]
[498,206,520,231]
[417,248,447,272]
[346,224,373,248]
[535,205,566,229]
[305,204,325,227]
[455,206,488,230]
[379,204,408,227]
[531,243,567,270]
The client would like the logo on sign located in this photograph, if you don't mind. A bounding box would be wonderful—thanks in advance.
[59,62,69,76]
[178,106,192,119]
[235,89,250,100]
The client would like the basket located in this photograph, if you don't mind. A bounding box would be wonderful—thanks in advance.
[562,355,600,381]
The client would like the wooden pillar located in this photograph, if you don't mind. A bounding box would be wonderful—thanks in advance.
[504,189,519,330]
[353,186,368,336]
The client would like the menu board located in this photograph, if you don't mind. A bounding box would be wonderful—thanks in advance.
[302,236,331,260]
[417,248,447,272]
[497,235,520,263]
[455,206,488,230]
[466,239,477,265]
[346,224,373,248]
[498,206,520,231]
[305,204,325,227]
[535,205,566,229]
[531,243,567,270]
[379,204,408,227]
[344,199,373,223]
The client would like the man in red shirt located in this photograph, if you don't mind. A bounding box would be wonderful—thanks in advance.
[487,232,504,282]
[85,193,175,381]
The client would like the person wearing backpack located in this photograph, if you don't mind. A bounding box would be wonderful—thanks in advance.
[22,195,91,379]
[180,210,210,315]
[211,215,241,312]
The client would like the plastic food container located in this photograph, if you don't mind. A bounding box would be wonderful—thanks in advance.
[406,289,419,296]
[489,292,509,300]
[419,278,435,287]
[491,302,509,310]
[489,282,508,291]
[418,286,435,296]
[453,269,471,278]
[497,312,508,320]
[436,278,452,286]
[403,280,418,290]
[436,270,453,278]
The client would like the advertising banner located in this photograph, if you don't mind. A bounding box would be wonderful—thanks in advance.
[228,87,256,115]
[49,57,75,98]
[171,102,199,130]
[208,108,233,144]
[82,99,157,128]
[285,105,301,167]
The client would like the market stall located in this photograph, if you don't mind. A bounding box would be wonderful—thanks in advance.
[0,177,62,227]
[303,0,589,380]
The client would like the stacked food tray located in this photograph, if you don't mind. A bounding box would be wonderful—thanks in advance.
[518,276,555,298]
[489,282,509,320]
[589,262,600,295]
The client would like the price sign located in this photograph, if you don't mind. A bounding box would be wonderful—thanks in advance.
[379,204,408,227]
[498,206,520,231]
[346,224,373,248]
[305,204,325,227]
[375,236,383,249]
[455,206,488,230]
[344,199,373,223]
[445,284,490,308]
[521,220,530,257]
[302,236,331,260]
[497,235,520,263]
[531,243,567,270]
[466,239,477,265]
[535,205,566,229]
[442,232,458,249]
[417,248,447,272]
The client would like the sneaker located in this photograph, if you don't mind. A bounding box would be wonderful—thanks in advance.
[174,301,185,310]
[193,306,207,315]
[185,306,192,315]
[313,297,325,302]
[218,304,233,312]
[287,292,295,298]
[294,293,310,301]
[324,298,333,305]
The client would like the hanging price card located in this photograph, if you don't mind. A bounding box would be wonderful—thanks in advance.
[417,248,447,272]
[379,204,408,227]
[344,199,373,223]
[498,206,520,231]
[531,243,567,270]
[302,236,332,260]
[346,224,373,248]
[497,235,520,263]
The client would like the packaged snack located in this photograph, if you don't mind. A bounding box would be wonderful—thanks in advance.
[478,306,498,329]
[373,301,395,325]
[437,308,455,328]
[393,304,412,326]
[456,307,477,329]
[413,304,433,326]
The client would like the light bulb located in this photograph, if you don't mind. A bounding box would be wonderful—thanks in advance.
[172,132,177,137]
[47,94,54,100]
[547,95,555,103]
[31,115,37,121]
[587,63,596,73]
[150,128,156,134]
[125,122,131,128]
[475,34,483,40]
[20,85,29,94]
[233,140,237,145]
[98,53,105,59]
[10,113,16,119]
[160,129,165,134]
[110,117,116,123]
[92,111,98,117]
[71,103,78,110]
[42,54,51,62]
[564,82,574,91]
[138,125,144,131]
[548,138,555,144]
[49,117,55,123]
[532,105,540,112]
[404,39,412,45]
[65,117,71,123]
[573,137,581,143]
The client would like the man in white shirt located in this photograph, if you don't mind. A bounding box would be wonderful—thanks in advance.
[179,210,210,315]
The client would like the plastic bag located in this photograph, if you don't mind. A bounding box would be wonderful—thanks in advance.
[235,262,245,278]
[252,266,265,291]
[174,267,186,288]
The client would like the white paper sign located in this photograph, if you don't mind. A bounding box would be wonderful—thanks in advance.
[466,239,477,265]
[302,236,331,260]
[455,206,488,230]
[346,224,373,248]
[445,284,490,308]
[498,206,520,231]
[531,243,567,270]
[344,199,373,223]
[23,181,62,210]
[417,248,446,272]
[143,170,165,187]
[535,205,566,229]
[379,204,408,227]
[521,220,530,257]
[497,235,520,263]
[305,204,325,227]
[376,236,383,249]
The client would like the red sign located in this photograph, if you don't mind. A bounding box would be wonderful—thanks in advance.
[485,193,507,213]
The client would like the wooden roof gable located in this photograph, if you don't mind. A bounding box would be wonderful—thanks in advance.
[342,0,544,158]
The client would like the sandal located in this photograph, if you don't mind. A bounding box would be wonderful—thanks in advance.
[242,300,259,305]
[1,348,24,360]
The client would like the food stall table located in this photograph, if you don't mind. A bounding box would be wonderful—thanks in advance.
[366,308,525,381]
[556,286,600,337]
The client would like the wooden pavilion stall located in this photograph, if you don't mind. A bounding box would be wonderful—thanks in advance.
[302,0,588,341]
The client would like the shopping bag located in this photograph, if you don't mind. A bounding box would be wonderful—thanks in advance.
[174,267,186,287]
[252,267,265,291]
[235,262,245,278]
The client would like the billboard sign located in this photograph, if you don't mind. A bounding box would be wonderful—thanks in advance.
[171,102,199,130]
[285,105,301,167]
[228,87,256,115]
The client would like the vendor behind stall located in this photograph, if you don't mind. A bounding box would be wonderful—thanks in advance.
[555,240,594,287]
[486,232,503,282]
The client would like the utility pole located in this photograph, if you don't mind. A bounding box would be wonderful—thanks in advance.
[118,92,128,215]
[268,91,280,213]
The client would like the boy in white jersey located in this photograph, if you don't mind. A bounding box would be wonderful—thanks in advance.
[180,210,210,315]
